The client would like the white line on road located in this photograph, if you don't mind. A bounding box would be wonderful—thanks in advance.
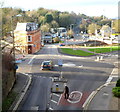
[82,91,95,108]
[83,61,118,110]
[49,107,54,110]
[67,91,82,104]
[57,94,63,105]
[106,76,113,84]
[28,55,36,64]
[51,100,57,104]
[52,93,60,97]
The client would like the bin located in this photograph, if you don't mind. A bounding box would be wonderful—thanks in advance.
[56,84,59,91]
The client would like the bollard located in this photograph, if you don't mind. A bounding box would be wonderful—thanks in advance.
[100,56,103,61]
[56,84,59,92]
[95,56,100,61]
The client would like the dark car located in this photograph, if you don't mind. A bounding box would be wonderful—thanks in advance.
[59,43,65,46]
[41,60,53,70]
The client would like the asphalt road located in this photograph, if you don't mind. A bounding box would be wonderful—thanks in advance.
[17,44,115,111]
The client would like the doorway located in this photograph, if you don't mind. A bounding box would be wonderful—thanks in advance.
[28,45,32,54]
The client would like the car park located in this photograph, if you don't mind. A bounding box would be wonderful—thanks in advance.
[41,60,53,70]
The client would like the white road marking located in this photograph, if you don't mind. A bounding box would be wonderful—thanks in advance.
[106,62,118,84]
[28,55,36,64]
[67,91,82,104]
[57,94,63,105]
[31,106,39,110]
[63,63,76,67]
[55,64,83,68]
[49,107,54,110]
[51,100,57,104]
[106,76,113,84]
[78,65,83,68]
[52,93,60,97]
[82,91,95,108]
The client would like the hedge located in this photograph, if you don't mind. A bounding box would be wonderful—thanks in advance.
[112,87,120,97]
[116,79,120,87]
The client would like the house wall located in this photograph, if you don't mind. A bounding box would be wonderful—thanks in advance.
[27,30,41,54]
[14,29,41,54]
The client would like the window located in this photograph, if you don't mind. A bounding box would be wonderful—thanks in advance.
[27,35,32,42]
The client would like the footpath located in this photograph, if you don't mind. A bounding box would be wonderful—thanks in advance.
[84,61,119,111]
[9,72,29,110]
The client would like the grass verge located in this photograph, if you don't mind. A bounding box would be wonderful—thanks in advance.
[2,91,17,111]
[88,46,120,53]
[60,48,95,56]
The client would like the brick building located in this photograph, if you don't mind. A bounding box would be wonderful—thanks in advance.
[14,22,41,54]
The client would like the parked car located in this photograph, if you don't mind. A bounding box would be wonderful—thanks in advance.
[41,60,53,70]
[59,43,65,46]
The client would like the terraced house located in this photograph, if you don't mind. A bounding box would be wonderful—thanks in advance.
[14,22,41,54]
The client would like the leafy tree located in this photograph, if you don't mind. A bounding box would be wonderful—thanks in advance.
[40,23,51,32]
[116,79,120,87]
[53,37,60,43]
[51,10,60,23]
[45,13,53,23]
[38,16,45,25]
[37,7,48,16]
[87,23,101,35]
[113,19,120,33]
[59,13,73,28]
[67,29,74,37]
[79,24,86,33]
[50,20,59,28]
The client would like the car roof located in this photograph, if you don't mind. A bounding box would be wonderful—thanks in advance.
[43,60,52,63]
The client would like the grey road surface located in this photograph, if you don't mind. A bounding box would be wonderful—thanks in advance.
[17,44,115,111]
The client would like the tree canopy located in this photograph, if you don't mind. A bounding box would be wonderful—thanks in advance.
[1,7,119,38]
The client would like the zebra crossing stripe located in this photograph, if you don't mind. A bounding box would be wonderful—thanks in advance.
[52,93,60,97]
[49,107,53,110]
[51,100,57,104]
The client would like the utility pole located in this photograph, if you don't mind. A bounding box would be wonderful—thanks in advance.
[110,20,113,52]
[11,14,22,77]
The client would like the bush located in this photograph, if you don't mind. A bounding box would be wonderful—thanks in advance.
[116,79,120,87]
[53,37,60,43]
[112,87,120,97]
[2,91,17,111]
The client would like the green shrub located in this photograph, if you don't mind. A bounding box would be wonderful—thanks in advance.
[116,79,120,87]
[112,87,120,97]
[2,91,17,111]
[53,37,60,43]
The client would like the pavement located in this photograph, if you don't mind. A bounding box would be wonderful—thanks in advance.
[9,72,30,111]
[85,81,117,110]
[9,46,119,111]
[83,61,119,111]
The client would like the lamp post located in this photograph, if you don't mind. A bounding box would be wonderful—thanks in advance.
[110,20,113,52]
[94,23,97,53]
[11,14,22,72]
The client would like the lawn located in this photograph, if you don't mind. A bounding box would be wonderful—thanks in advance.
[60,48,95,56]
[88,46,120,53]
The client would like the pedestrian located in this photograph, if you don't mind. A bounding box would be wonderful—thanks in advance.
[64,85,69,99]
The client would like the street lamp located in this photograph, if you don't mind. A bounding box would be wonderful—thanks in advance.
[110,20,113,52]
[11,14,22,73]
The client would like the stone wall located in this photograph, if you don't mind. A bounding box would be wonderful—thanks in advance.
[2,53,16,101]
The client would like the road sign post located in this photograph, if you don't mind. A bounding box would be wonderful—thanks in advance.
[58,59,63,79]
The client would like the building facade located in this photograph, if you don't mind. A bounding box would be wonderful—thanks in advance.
[100,25,111,37]
[14,23,41,54]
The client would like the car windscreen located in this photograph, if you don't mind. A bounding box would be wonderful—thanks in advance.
[43,62,50,65]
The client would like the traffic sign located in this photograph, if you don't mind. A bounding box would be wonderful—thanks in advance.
[58,59,63,66]
[15,65,18,70]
